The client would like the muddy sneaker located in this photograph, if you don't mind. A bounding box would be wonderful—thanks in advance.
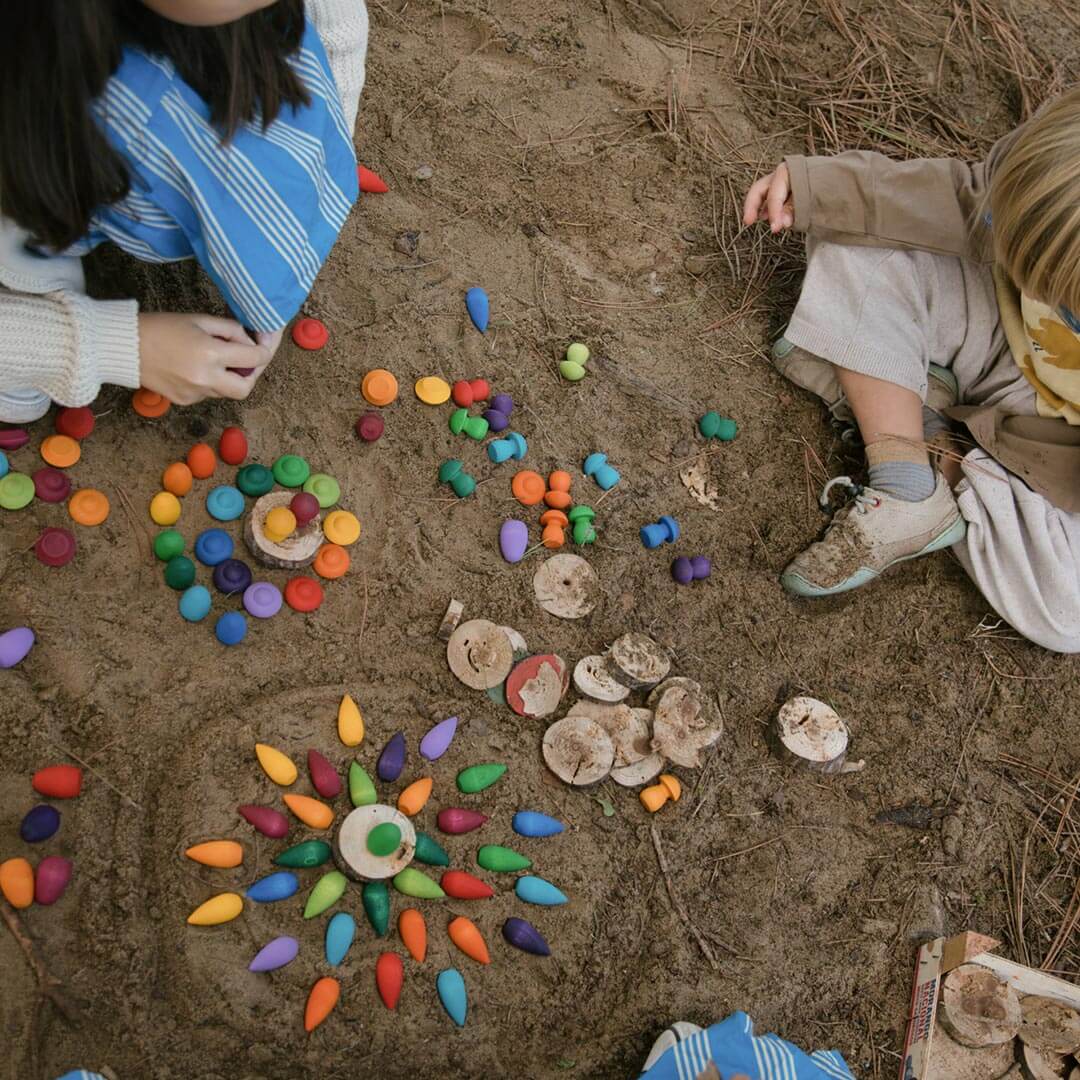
[781,473,967,597]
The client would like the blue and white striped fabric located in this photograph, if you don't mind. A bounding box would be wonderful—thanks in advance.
[640,1012,854,1080]
[55,1072,107,1080]
[67,19,358,331]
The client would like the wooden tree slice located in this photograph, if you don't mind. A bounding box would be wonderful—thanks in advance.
[775,696,852,774]
[567,701,650,768]
[573,655,630,703]
[1021,1044,1068,1080]
[651,684,724,769]
[244,491,323,569]
[334,804,416,881]
[501,626,528,657]
[506,654,569,718]
[940,964,1022,1048]
[925,1027,1017,1080]
[437,598,464,641]
[1019,996,1080,1055]
[542,715,614,786]
[533,554,599,619]
[608,633,671,689]
[446,620,514,690]
[646,676,702,709]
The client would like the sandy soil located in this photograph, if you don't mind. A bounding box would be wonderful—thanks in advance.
[2,2,1080,1078]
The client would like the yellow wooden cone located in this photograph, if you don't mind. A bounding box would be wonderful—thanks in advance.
[187,892,244,926]
[397,777,433,817]
[185,840,244,868]
[639,784,670,813]
[284,794,334,830]
[255,743,298,786]
[338,694,364,747]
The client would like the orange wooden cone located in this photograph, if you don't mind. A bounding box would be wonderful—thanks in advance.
[184,840,243,868]
[448,915,491,965]
[397,777,433,817]
[399,908,427,963]
[304,977,340,1032]
[283,794,334,830]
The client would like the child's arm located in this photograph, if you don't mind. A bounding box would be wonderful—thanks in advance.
[744,126,1024,260]
[307,0,369,132]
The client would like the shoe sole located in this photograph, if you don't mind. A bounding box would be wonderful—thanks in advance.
[781,514,967,598]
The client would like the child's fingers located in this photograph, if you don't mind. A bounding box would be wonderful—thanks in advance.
[197,315,253,344]
[765,169,791,232]
[742,172,774,226]
[211,369,259,401]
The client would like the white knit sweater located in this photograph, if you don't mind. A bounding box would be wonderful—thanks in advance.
[0,0,368,422]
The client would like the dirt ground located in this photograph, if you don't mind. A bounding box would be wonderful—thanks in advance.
[3,2,1080,1078]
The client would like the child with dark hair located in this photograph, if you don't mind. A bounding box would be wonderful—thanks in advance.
[0,0,367,419]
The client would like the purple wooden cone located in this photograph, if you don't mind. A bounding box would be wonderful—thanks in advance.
[307,749,341,799]
[34,856,72,906]
[238,804,289,839]
[420,717,458,761]
[249,936,299,972]
[377,732,406,782]
[503,917,550,956]
[436,807,489,835]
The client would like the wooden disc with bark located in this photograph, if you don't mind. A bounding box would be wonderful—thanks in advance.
[335,804,416,881]
[608,633,671,689]
[446,619,514,690]
[940,964,1022,1048]
[533,554,599,619]
[573,655,630,703]
[1019,996,1080,1055]
[774,696,853,774]
[924,1027,1016,1080]
[567,701,652,775]
[542,715,614,786]
[1021,1044,1068,1080]
[506,654,568,718]
[244,491,323,569]
[649,678,724,769]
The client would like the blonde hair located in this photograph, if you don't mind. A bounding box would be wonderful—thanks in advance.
[990,86,1080,314]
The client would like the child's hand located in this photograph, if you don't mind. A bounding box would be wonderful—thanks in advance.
[138,313,275,405]
[742,164,793,232]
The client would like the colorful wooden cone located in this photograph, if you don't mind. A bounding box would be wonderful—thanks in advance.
[377,732,406,782]
[503,916,551,956]
[238,804,289,839]
[376,952,404,1009]
[397,776,433,816]
[399,909,427,963]
[338,694,364,746]
[250,936,299,972]
[274,840,332,868]
[512,810,565,838]
[307,749,342,798]
[325,912,356,966]
[247,871,299,903]
[255,743,297,785]
[31,764,82,798]
[186,840,243,868]
[0,858,33,909]
[283,793,334,830]
[349,762,377,807]
[414,831,450,867]
[477,844,532,873]
[187,892,243,926]
[304,870,347,919]
[448,916,490,965]
[393,867,445,900]
[363,880,390,936]
[441,870,494,900]
[456,763,507,794]
[437,968,468,1026]
[437,808,488,835]
[304,977,340,1032]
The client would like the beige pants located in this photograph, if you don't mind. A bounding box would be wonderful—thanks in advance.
[779,239,1080,653]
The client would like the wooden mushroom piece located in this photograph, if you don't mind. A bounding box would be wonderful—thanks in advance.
[566,701,660,785]
[446,620,514,690]
[774,696,861,774]
[608,633,671,690]
[245,491,323,569]
[542,715,614,786]
[648,677,724,769]
[533,554,599,619]
[939,964,1022,1048]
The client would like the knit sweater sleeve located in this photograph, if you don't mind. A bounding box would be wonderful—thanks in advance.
[0,287,140,416]
[307,0,369,132]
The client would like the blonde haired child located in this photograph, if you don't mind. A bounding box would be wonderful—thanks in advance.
[743,87,1080,652]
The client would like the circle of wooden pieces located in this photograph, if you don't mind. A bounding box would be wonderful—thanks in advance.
[1019,996,1080,1055]
[541,715,614,786]
[532,554,599,620]
[775,696,849,774]
[939,964,1021,1048]
[572,655,630,703]
[446,619,514,690]
[506,654,568,718]
[567,701,661,787]
[335,804,416,881]
[607,632,671,689]
[245,491,323,569]
[648,676,725,770]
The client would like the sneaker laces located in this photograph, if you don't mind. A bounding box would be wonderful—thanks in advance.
[819,475,881,515]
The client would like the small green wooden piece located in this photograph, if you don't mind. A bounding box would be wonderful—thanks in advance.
[362,880,390,936]
[272,453,310,488]
[477,844,531,873]
[438,459,464,484]
[153,529,184,561]
[456,763,507,794]
[302,473,340,508]
[566,342,590,366]
[164,555,196,590]
[413,831,450,867]
[303,870,347,919]
[699,412,737,441]
[366,822,401,856]
[567,505,595,523]
[349,762,377,807]
[450,472,476,498]
[462,416,489,441]
[449,408,468,435]
[235,463,274,496]
[572,520,597,545]
[559,360,586,382]
[274,840,332,868]
[393,867,445,900]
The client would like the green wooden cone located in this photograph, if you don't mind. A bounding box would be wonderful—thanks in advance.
[303,870,347,919]
[274,840,332,868]
[477,844,531,873]
[393,867,445,900]
[456,763,507,794]
[413,831,450,867]
[363,880,390,936]
[349,762,377,807]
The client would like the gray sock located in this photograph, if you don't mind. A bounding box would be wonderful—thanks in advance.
[868,461,936,502]
[922,405,952,440]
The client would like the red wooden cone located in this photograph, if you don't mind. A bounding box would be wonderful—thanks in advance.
[376,952,404,1009]
[358,165,389,194]
[440,869,494,900]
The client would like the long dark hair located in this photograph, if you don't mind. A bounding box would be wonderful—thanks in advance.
[0,0,309,251]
